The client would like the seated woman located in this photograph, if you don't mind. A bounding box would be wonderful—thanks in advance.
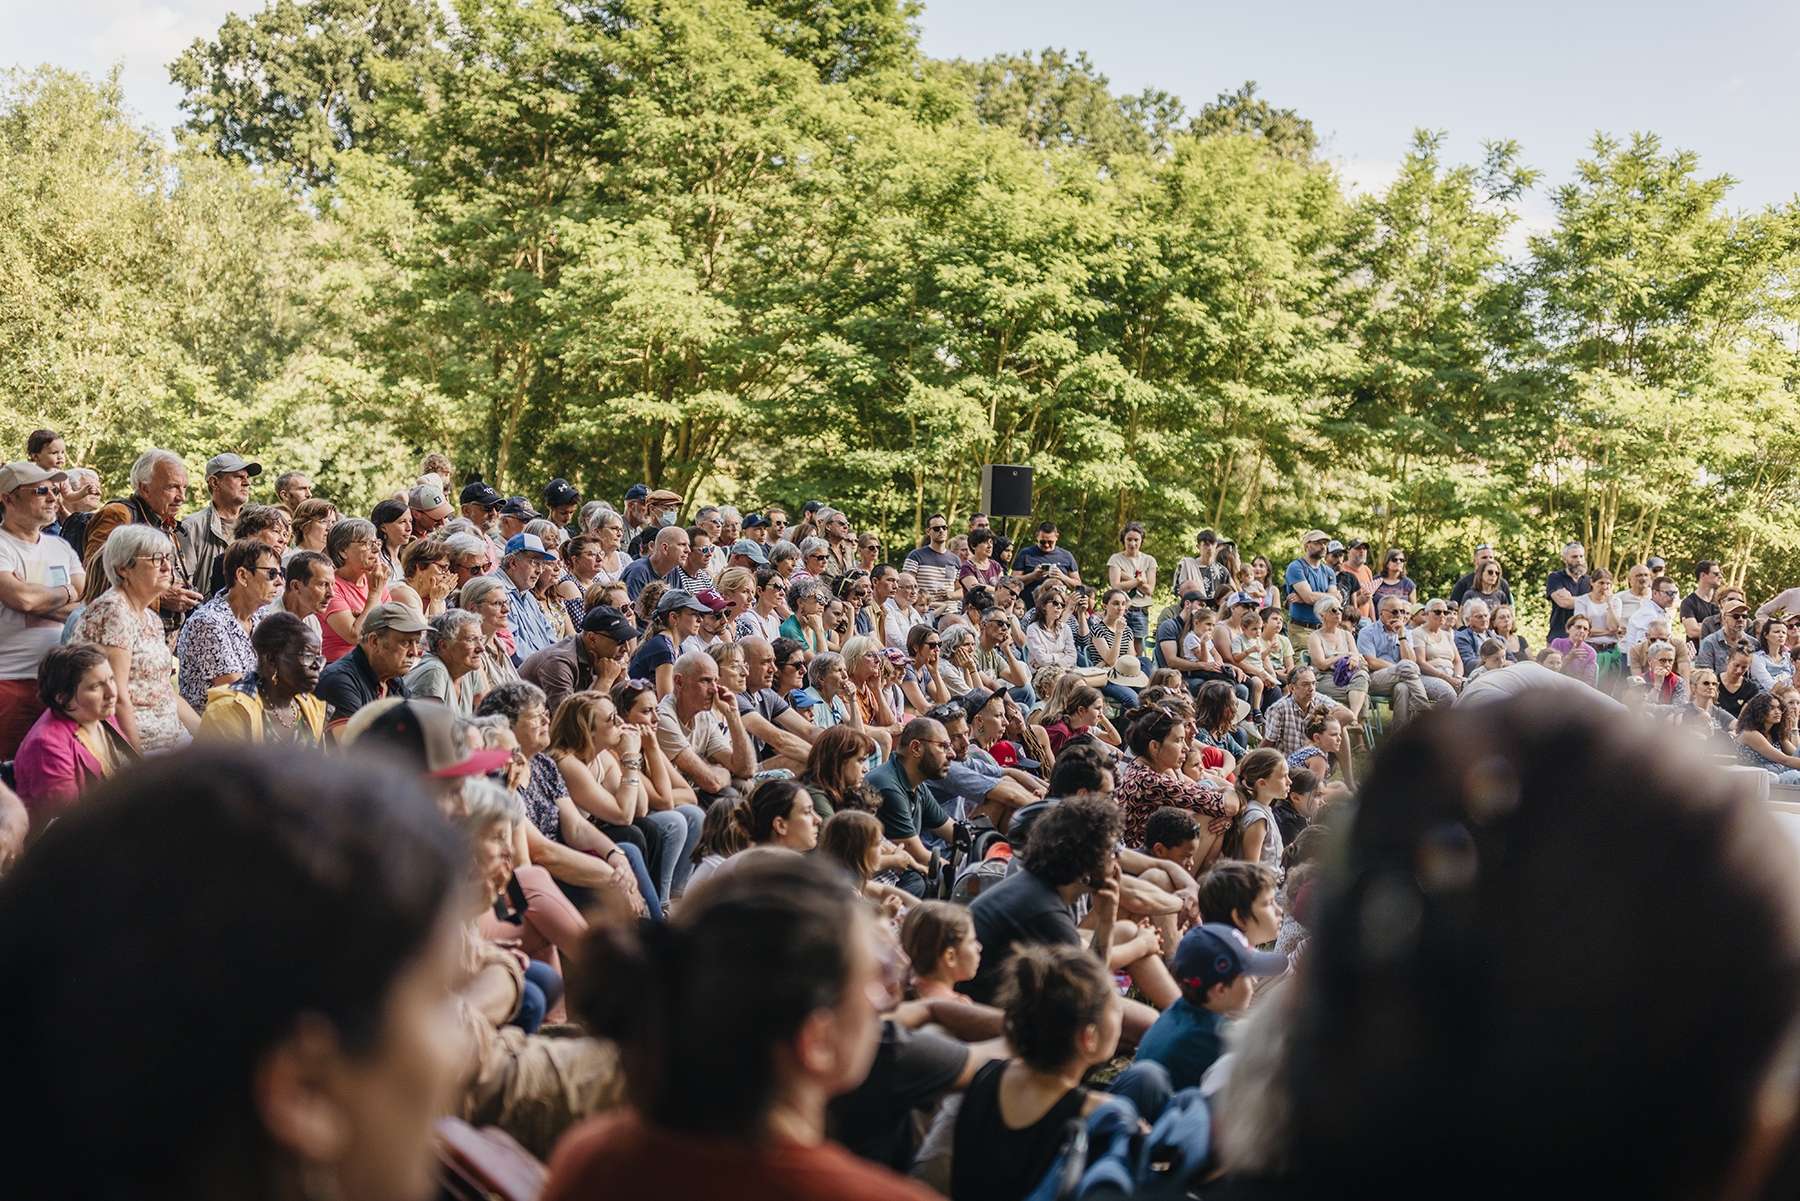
[1753,617,1794,687]
[1022,586,1077,670]
[1193,679,1249,766]
[197,611,326,745]
[734,777,822,854]
[548,856,933,1201]
[1036,680,1121,756]
[1114,706,1236,862]
[547,690,703,910]
[75,524,197,752]
[456,777,564,1035]
[1307,596,1371,727]
[176,537,284,715]
[1549,614,1601,689]
[475,681,660,918]
[389,537,455,618]
[1732,691,1800,783]
[1638,640,1689,708]
[1287,712,1354,789]
[13,643,136,833]
[798,724,881,818]
[913,944,1126,1201]
[1489,603,1529,662]
[456,575,522,694]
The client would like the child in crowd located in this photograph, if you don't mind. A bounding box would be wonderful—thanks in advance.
[1141,805,1202,874]
[818,809,918,918]
[1466,638,1508,681]
[1226,748,1288,875]
[901,901,982,1002]
[1134,922,1289,1090]
[1196,860,1283,949]
[685,798,749,889]
[1271,766,1320,847]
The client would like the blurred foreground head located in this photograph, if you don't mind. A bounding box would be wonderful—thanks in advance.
[1285,694,1800,1201]
[0,745,469,1201]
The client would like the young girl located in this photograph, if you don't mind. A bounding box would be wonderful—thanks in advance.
[916,944,1125,1200]
[817,808,917,915]
[685,797,749,890]
[901,901,982,1002]
[1259,606,1296,686]
[1227,748,1288,876]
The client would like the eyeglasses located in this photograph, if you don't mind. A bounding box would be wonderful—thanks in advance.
[24,485,54,497]
[253,566,283,580]
[293,652,326,669]
[134,554,174,568]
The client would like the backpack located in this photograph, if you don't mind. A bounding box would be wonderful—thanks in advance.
[59,510,93,559]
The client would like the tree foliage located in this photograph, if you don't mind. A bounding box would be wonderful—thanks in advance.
[9,0,1800,626]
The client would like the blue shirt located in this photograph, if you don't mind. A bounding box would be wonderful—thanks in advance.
[619,556,680,602]
[503,581,559,660]
[1013,544,1079,606]
[1355,621,1403,663]
[1135,997,1228,1091]
[1284,558,1334,626]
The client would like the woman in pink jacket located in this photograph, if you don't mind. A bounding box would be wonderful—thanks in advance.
[13,643,135,835]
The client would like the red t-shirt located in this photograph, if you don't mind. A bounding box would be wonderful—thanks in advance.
[545,1112,938,1201]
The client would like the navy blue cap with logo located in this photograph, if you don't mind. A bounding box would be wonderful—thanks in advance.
[1171,923,1288,992]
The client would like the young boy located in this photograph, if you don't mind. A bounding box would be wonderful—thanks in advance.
[1196,860,1282,947]
[1271,767,1321,848]
[1141,805,1202,873]
[1135,921,1290,1089]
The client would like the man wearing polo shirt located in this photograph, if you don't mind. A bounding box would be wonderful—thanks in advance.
[620,525,688,603]
[520,605,638,716]
[867,716,955,896]
[178,452,261,603]
[0,462,84,756]
[904,514,961,605]
[1283,529,1334,633]
[315,603,425,723]
[496,532,560,660]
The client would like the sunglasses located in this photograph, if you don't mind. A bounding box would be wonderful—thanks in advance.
[252,566,283,581]
[928,524,947,533]
[24,485,54,497]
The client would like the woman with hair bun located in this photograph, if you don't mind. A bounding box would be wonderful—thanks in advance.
[548,856,934,1201]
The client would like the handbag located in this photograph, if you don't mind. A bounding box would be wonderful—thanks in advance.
[1332,657,1355,688]
[435,1117,547,1201]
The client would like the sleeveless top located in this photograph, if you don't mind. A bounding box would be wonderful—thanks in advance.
[951,1059,1089,1201]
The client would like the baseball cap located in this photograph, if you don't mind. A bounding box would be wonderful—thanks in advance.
[499,496,539,520]
[1180,589,1206,604]
[729,538,769,565]
[581,605,638,641]
[1646,555,1667,571]
[1302,529,1330,544]
[542,478,580,508]
[355,699,512,779]
[0,462,66,493]
[802,500,824,515]
[1349,539,1369,550]
[624,483,649,502]
[205,452,262,478]
[960,686,1001,722]
[1226,592,1260,609]
[1171,924,1288,993]
[742,513,769,530]
[503,533,557,561]
[361,603,430,636]
[655,588,713,616]
[460,481,502,507]
[786,688,821,711]
[408,482,451,516]
[1724,600,1750,615]
[1326,540,1346,554]
[693,589,730,614]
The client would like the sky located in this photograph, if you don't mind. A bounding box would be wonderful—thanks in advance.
[6,0,1799,221]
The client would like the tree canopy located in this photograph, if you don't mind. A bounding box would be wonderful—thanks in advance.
[6,0,1800,619]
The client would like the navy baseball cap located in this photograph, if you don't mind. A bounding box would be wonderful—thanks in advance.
[624,483,649,501]
[459,481,502,507]
[499,496,539,520]
[542,478,580,508]
[581,605,638,641]
[786,688,820,711]
[742,513,769,530]
[1171,924,1288,992]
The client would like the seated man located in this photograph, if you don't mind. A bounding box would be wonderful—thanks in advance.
[519,604,637,716]
[867,716,957,895]
[1355,595,1451,724]
[655,649,755,798]
[927,696,1046,830]
[733,636,816,773]
[314,603,425,725]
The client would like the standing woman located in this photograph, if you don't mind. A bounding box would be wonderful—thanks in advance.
[1574,568,1625,677]
[320,518,390,663]
[1463,558,1510,611]
[1107,521,1157,655]
[1306,596,1369,729]
[290,498,338,554]
[196,611,326,745]
[1370,548,1416,609]
[1242,555,1277,609]
[74,525,198,752]
[370,498,413,576]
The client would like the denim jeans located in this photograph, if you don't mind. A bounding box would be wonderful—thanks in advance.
[1100,681,1139,710]
[569,838,663,920]
[638,805,705,901]
[510,960,564,1033]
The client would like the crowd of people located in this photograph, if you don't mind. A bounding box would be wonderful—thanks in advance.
[4,435,1800,1201]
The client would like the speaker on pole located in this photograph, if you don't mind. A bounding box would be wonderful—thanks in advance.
[981,464,1034,518]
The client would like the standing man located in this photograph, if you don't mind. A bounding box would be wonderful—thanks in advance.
[620,483,651,544]
[1545,541,1591,644]
[178,452,261,603]
[1681,560,1723,643]
[273,471,313,513]
[904,514,962,606]
[1325,540,1369,619]
[1344,539,1376,621]
[85,448,202,636]
[1283,530,1334,634]
[1013,521,1080,609]
[0,462,84,756]
[408,481,454,537]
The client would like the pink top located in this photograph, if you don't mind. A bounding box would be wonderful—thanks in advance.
[13,707,130,824]
[321,573,389,662]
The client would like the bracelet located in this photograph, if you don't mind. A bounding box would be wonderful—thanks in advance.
[621,755,643,769]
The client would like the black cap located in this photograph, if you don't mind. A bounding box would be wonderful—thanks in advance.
[499,496,539,520]
[743,513,769,529]
[581,605,638,641]
[543,478,580,508]
[459,481,502,507]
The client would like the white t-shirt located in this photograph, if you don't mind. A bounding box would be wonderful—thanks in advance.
[0,527,82,680]
[656,692,731,768]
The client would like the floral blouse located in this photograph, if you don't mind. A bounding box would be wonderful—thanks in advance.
[174,593,257,714]
[1115,757,1227,848]
[519,752,568,844]
[77,590,186,752]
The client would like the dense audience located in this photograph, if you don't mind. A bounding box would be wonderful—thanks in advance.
[4,436,1800,1201]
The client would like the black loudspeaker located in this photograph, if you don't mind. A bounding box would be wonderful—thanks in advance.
[981,464,1034,518]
